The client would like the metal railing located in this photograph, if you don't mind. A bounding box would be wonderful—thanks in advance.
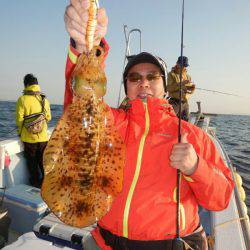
[117,25,142,107]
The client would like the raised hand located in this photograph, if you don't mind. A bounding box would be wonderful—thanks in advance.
[64,0,108,53]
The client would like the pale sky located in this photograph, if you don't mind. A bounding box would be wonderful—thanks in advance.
[0,0,250,115]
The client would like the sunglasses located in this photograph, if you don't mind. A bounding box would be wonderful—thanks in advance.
[126,72,164,85]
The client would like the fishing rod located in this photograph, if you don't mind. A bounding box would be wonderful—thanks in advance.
[196,87,248,98]
[0,121,9,127]
[0,121,18,137]
[0,128,17,139]
[175,0,185,248]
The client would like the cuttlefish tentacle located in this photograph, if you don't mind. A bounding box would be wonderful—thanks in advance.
[86,0,99,54]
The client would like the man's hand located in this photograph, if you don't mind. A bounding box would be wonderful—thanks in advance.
[186,84,195,91]
[64,0,108,53]
[186,84,195,93]
[170,133,198,176]
[182,79,190,85]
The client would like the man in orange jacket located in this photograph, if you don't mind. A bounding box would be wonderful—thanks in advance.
[63,1,234,249]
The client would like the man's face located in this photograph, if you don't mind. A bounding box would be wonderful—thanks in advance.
[126,63,165,101]
[176,63,187,70]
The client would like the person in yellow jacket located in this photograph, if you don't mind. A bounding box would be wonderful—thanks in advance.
[167,56,195,121]
[16,74,51,188]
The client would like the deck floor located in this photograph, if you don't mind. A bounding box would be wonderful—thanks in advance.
[6,229,21,246]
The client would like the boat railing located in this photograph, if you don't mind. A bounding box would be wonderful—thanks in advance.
[193,110,250,249]
[0,128,53,188]
[117,25,142,107]
[214,134,250,249]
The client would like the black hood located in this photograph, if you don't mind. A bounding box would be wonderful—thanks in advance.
[123,52,168,94]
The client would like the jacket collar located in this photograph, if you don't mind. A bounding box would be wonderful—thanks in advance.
[24,84,41,93]
[127,97,176,118]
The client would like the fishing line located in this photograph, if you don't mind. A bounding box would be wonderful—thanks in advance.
[196,87,249,99]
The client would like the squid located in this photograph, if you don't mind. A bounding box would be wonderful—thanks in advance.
[41,0,125,228]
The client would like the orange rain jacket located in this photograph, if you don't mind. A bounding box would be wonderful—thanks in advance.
[64,40,234,249]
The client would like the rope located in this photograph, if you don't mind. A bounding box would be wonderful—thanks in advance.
[204,217,249,250]
[179,238,195,250]
[214,216,249,229]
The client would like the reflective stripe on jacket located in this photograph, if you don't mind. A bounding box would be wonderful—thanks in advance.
[16,84,51,143]
[64,43,234,245]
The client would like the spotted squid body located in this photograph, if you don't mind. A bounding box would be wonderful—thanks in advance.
[41,0,125,227]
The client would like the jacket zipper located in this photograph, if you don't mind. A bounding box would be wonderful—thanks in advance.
[122,102,150,238]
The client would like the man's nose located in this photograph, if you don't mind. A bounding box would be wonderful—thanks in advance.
[139,77,150,88]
